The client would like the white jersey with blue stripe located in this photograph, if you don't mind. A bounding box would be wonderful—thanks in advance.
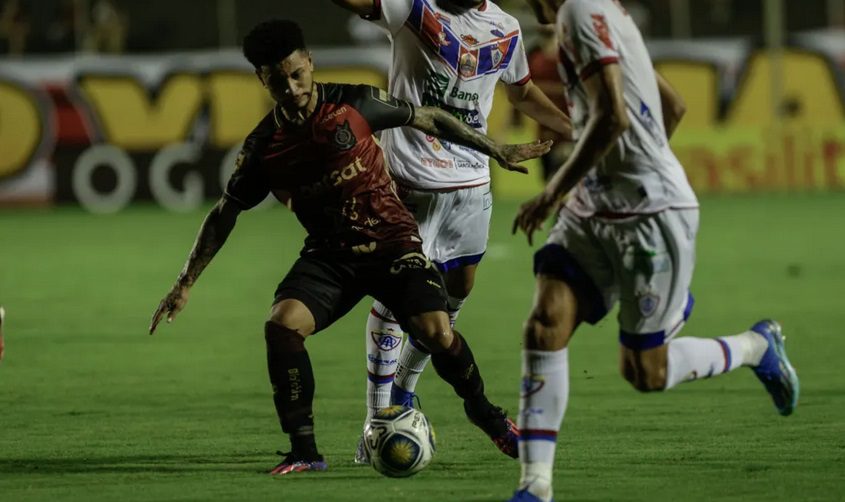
[556,0,698,215]
[367,0,531,189]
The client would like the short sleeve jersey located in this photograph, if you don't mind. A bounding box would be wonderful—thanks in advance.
[366,0,531,189]
[225,83,423,257]
[556,0,698,216]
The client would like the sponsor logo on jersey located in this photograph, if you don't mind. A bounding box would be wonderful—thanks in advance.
[321,105,349,124]
[461,34,479,45]
[299,156,368,196]
[332,120,357,151]
[449,86,479,102]
[455,159,484,170]
[420,157,453,169]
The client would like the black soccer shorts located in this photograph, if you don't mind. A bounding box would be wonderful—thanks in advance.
[273,249,448,333]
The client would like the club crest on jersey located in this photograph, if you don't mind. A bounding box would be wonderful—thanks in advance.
[332,120,356,151]
[638,292,660,318]
[459,51,478,78]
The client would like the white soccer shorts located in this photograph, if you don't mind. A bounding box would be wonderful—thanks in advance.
[535,207,699,349]
[400,183,492,272]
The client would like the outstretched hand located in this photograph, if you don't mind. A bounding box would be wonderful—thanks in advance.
[512,190,558,246]
[493,139,553,174]
[149,283,190,335]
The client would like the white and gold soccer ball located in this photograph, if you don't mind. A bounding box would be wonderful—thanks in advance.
[363,405,436,478]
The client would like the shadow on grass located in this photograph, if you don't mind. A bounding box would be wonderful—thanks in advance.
[0,453,269,475]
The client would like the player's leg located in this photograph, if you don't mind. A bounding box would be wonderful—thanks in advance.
[392,185,490,405]
[390,264,476,407]
[406,310,520,459]
[616,210,799,415]
[267,256,361,475]
[511,209,615,502]
[354,300,402,464]
[372,250,518,458]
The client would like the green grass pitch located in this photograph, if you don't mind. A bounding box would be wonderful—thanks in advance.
[0,194,843,501]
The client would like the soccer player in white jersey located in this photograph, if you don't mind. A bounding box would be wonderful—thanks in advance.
[333,0,572,462]
[509,1,800,500]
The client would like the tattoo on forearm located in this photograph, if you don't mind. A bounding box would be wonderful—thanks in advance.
[177,205,235,286]
[417,108,498,158]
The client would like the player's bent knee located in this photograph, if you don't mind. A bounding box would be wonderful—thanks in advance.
[406,312,452,353]
[523,308,571,351]
[264,321,307,353]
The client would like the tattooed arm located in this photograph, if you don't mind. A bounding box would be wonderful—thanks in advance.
[410,106,551,174]
[149,197,241,334]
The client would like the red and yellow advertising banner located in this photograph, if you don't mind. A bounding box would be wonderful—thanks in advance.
[1,44,844,210]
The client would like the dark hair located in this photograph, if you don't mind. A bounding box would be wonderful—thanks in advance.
[242,19,306,69]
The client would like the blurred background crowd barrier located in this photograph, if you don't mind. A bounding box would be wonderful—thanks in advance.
[1,0,844,211]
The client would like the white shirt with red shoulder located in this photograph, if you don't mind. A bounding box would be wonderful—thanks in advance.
[367,0,531,189]
[557,0,698,216]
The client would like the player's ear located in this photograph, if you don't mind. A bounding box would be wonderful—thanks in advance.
[254,69,266,86]
[307,51,314,71]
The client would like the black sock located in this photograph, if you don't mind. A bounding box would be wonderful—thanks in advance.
[265,321,319,459]
[430,331,488,407]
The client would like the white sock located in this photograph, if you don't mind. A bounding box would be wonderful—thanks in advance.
[393,336,431,393]
[446,295,465,327]
[518,348,569,502]
[365,302,402,421]
[665,332,768,389]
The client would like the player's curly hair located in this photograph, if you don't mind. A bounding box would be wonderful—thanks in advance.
[242,19,306,69]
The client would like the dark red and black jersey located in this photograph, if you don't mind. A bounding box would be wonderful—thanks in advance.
[225,83,422,257]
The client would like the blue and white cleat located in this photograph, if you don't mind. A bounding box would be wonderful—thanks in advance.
[750,320,799,416]
[508,489,553,502]
[390,384,418,408]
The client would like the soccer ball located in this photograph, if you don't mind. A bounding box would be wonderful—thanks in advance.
[363,405,436,478]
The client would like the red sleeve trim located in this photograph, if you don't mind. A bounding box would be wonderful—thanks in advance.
[513,73,532,86]
[477,1,487,11]
[579,56,619,81]
[362,0,382,21]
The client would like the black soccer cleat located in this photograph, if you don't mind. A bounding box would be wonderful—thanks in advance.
[463,401,520,459]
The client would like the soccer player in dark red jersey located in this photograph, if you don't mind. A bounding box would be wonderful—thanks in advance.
[149,19,551,476]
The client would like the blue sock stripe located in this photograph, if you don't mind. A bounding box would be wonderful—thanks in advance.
[715,338,731,373]
[683,291,695,321]
[367,372,395,384]
[518,429,558,442]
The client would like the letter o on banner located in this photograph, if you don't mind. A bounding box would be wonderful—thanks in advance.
[149,142,203,212]
[72,144,137,213]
